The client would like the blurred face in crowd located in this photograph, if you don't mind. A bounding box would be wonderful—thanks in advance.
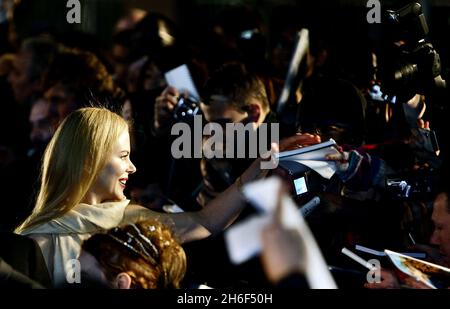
[121,99,133,122]
[200,95,253,123]
[200,94,251,168]
[114,9,147,33]
[200,94,266,161]
[126,58,166,93]
[430,192,450,267]
[29,99,55,150]
[8,50,38,104]
[84,130,136,204]
[111,43,130,85]
[44,83,78,127]
[197,94,265,203]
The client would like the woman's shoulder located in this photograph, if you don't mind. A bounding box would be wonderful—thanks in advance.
[25,233,53,248]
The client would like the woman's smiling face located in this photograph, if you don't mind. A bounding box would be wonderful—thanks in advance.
[86,130,136,203]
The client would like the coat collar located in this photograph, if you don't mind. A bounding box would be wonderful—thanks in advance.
[22,199,130,235]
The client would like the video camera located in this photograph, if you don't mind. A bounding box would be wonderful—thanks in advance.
[377,2,446,101]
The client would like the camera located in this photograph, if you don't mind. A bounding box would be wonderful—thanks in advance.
[386,179,412,199]
[386,171,438,200]
[377,2,445,100]
[173,95,200,121]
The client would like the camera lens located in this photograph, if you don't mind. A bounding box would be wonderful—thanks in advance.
[173,96,200,120]
[394,63,418,83]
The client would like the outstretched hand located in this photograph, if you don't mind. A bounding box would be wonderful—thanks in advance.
[278,133,321,152]
[364,268,400,289]
[259,133,321,170]
[325,147,350,173]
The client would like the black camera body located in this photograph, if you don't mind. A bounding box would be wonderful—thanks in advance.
[173,95,200,121]
[386,171,438,201]
[378,2,445,100]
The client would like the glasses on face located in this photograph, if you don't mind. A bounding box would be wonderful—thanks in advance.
[108,223,160,266]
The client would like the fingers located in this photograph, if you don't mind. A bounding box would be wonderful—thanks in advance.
[279,133,321,152]
[273,182,286,224]
[154,86,179,129]
[364,269,399,289]
[261,222,305,284]
[325,153,343,161]
[157,86,179,111]
[417,118,424,129]
[403,277,432,289]
[270,142,279,154]
[417,118,431,130]
[325,151,349,164]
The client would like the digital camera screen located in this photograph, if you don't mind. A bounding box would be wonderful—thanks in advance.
[369,84,397,104]
[293,176,308,195]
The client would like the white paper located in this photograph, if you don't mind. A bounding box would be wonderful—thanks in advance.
[225,177,337,289]
[224,215,271,265]
[277,139,340,179]
[291,159,336,179]
[242,177,282,214]
[164,64,200,101]
[280,195,337,289]
[162,204,185,213]
[277,29,309,114]
[276,139,338,159]
[384,249,450,289]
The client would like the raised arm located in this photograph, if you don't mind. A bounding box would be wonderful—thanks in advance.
[123,157,262,243]
[124,134,321,243]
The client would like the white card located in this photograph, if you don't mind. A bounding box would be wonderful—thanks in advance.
[164,64,200,101]
[224,215,271,265]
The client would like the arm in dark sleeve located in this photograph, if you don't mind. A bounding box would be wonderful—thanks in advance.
[336,148,388,191]
[0,258,45,288]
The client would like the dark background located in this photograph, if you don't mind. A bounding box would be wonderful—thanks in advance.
[9,0,450,77]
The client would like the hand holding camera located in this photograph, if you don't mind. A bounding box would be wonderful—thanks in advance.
[154,64,201,129]
[153,85,201,135]
[153,86,179,134]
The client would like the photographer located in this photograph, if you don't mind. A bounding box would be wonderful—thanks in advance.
[196,62,277,207]
[365,2,445,164]
[153,62,287,207]
[365,185,450,289]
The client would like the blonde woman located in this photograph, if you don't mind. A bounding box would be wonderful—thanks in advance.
[15,107,319,286]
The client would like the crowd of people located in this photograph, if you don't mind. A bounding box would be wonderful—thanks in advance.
[0,1,450,289]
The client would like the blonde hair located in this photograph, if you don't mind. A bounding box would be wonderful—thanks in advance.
[16,107,128,233]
